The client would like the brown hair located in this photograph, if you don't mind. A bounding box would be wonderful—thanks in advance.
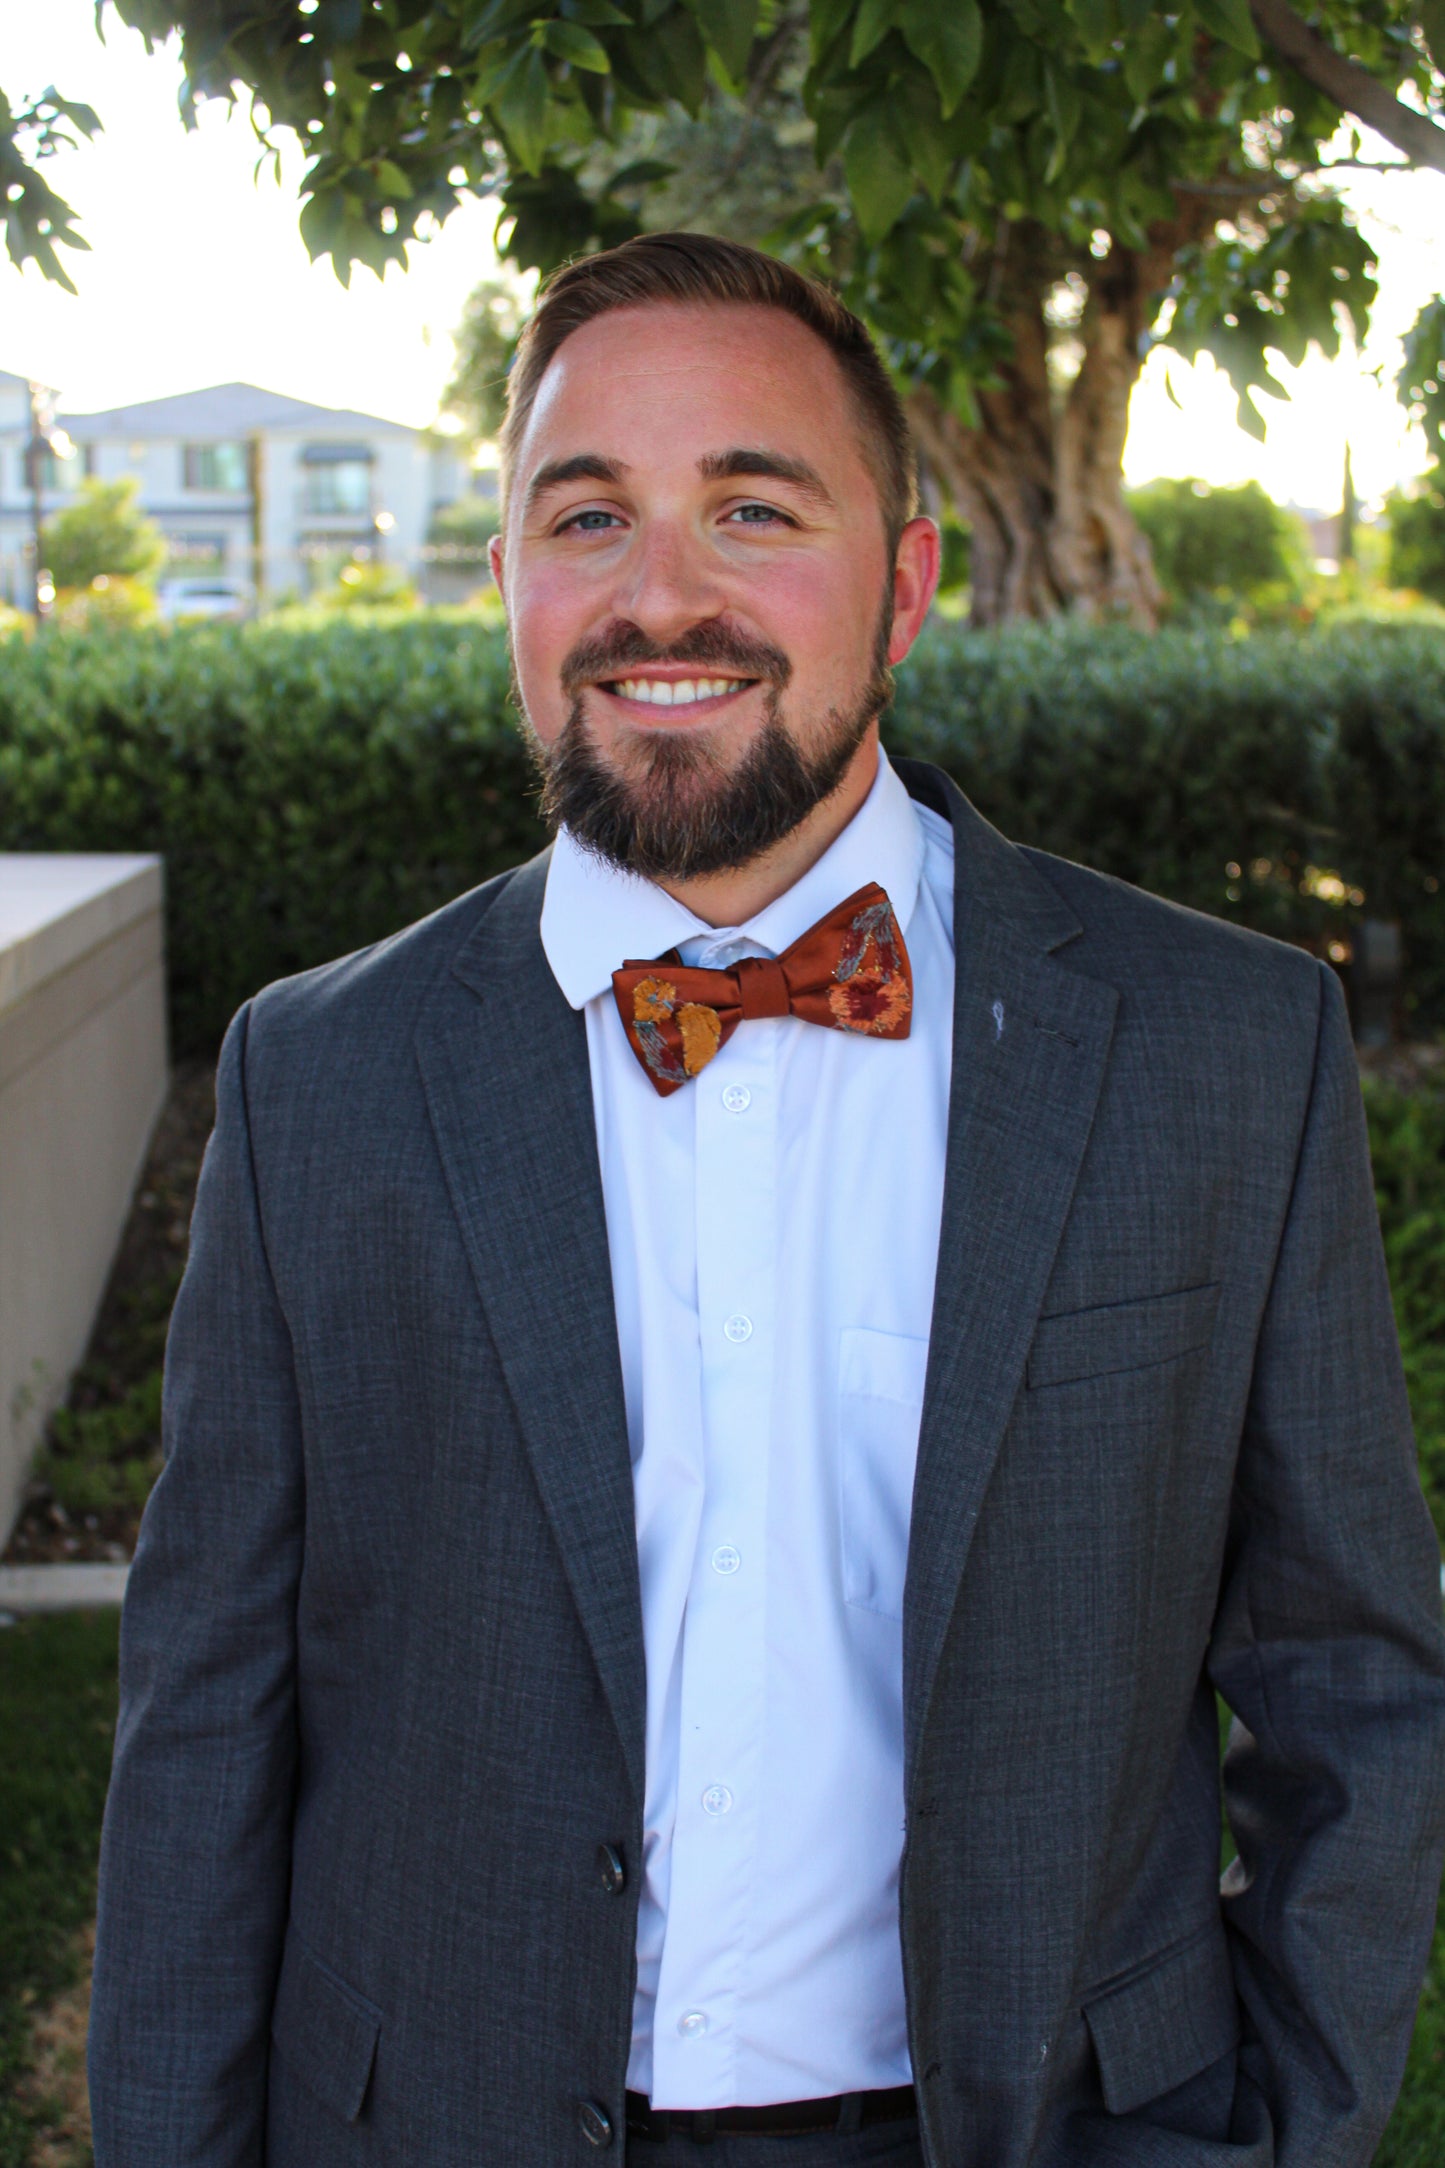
[499,231,917,552]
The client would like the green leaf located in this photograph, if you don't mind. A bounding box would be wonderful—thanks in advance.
[1421,0,1445,70]
[561,0,635,21]
[844,102,915,242]
[543,18,612,69]
[1196,0,1260,57]
[849,0,896,67]
[687,0,759,81]
[898,0,982,117]
[371,159,415,197]
[1121,17,1170,104]
[607,157,678,187]
[494,45,551,172]
[809,0,857,64]
[1043,60,1081,144]
[1066,0,1115,61]
[651,5,710,108]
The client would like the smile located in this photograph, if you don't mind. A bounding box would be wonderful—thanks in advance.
[602,676,754,707]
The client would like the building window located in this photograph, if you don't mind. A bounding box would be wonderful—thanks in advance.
[165,534,228,569]
[304,461,371,516]
[183,442,249,492]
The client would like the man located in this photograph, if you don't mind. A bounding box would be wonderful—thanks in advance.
[90,233,1445,2168]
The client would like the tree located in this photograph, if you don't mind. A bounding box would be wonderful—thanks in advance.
[43,478,167,592]
[8,3,1445,622]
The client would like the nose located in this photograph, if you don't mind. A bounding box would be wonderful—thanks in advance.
[608,516,726,645]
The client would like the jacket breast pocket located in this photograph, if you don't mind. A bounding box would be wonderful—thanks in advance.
[270,1930,383,2125]
[1027,1282,1221,1392]
[1083,1921,1241,2116]
[839,1327,930,1622]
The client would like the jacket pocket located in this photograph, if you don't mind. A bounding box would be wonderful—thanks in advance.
[1082,1922,1241,2116]
[839,1327,930,1622]
[270,1930,383,2124]
[1027,1282,1221,1392]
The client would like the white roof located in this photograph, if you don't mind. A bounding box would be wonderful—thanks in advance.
[57,380,417,441]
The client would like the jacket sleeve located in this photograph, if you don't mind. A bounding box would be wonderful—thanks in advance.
[89,1000,304,2168]
[1208,960,1445,2167]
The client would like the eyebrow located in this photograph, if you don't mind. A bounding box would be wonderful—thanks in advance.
[524,453,628,515]
[698,447,836,509]
[523,445,837,518]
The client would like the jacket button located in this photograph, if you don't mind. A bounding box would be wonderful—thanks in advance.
[596,1841,626,1894]
[577,2099,614,2147]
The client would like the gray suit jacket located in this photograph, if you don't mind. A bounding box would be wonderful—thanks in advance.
[89,760,1445,2168]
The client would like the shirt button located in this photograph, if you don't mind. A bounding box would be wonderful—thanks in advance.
[701,1784,734,1816]
[723,1314,753,1343]
[721,1083,751,1112]
[711,1544,741,1575]
[678,2010,709,2039]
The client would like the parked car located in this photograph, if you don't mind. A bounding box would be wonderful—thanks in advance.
[155,576,254,622]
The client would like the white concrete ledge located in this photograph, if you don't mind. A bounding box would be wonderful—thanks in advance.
[0,1562,130,1613]
[0,854,163,1019]
[0,853,167,1543]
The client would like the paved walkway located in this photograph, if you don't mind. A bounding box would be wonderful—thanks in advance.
[0,1563,129,1615]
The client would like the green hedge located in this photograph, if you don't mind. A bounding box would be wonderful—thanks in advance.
[0,617,1442,1054]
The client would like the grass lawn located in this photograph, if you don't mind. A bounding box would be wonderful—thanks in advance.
[0,1612,118,2168]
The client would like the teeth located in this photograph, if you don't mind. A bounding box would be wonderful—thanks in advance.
[613,677,746,705]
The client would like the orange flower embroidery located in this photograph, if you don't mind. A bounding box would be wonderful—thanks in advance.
[677,1002,723,1075]
[633,976,677,1024]
[828,971,912,1035]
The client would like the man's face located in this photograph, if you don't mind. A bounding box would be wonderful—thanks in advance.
[491,301,938,881]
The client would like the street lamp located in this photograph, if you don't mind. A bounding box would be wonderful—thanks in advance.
[25,381,77,621]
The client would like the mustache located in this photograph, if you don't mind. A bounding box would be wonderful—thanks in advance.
[560,619,793,697]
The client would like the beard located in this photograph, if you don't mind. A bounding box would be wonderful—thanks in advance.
[521,606,894,883]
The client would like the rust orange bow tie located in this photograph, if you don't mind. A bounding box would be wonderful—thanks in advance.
[611,882,913,1097]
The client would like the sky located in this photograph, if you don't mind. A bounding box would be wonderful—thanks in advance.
[2,0,1443,512]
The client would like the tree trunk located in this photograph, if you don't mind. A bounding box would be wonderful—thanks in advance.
[907,234,1164,628]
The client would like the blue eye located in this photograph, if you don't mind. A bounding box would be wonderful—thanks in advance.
[729,503,787,525]
[562,508,619,532]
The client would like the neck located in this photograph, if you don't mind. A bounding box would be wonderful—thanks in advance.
[652,726,881,929]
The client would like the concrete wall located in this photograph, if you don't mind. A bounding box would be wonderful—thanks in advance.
[0,856,168,1545]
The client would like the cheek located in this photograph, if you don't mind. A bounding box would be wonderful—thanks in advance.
[507,566,591,731]
[750,555,883,684]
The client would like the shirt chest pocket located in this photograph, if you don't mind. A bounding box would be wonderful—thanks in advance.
[839,1327,931,1623]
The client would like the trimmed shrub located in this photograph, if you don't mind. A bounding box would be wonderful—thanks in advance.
[1127,477,1313,618]
[1386,473,1445,605]
[0,617,1442,1054]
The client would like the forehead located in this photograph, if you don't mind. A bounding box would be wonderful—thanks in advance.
[516,301,872,491]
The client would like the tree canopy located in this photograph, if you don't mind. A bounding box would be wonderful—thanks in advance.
[8,2,1445,618]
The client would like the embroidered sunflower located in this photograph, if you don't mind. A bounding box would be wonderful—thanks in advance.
[632,976,677,1024]
[828,971,912,1035]
[677,1002,723,1075]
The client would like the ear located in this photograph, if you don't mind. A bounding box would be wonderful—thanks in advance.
[487,531,505,598]
[887,517,941,664]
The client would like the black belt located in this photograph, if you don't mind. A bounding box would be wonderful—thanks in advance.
[625,2085,917,2141]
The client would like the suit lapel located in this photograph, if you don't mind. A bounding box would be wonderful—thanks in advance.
[414,853,645,1809]
[893,763,1119,1776]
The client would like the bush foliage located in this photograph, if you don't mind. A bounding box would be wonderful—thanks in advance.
[0,617,1442,1055]
[41,477,166,593]
[1386,472,1445,605]
[1126,477,1313,617]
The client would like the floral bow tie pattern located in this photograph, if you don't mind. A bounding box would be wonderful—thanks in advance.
[611,882,913,1098]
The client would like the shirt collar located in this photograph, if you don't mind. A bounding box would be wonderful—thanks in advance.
[539,744,925,1011]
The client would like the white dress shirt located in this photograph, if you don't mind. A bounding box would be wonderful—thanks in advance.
[540,747,955,2108]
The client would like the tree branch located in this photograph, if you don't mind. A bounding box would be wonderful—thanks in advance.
[1249,0,1445,173]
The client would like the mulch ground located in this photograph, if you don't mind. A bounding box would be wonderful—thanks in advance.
[1,1062,216,1568]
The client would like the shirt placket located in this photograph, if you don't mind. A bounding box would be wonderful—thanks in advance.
[648,1009,777,2107]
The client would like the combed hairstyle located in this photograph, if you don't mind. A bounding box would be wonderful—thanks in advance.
[498,231,918,554]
